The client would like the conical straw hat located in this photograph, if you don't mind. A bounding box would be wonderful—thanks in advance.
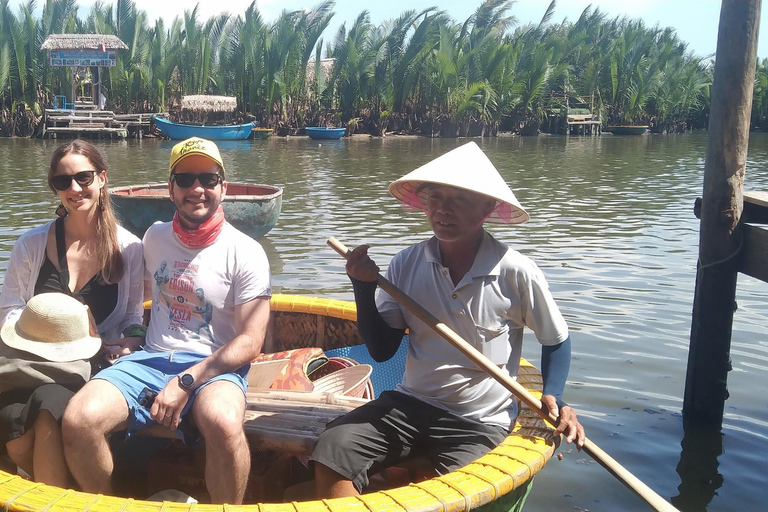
[0,293,101,362]
[388,141,529,224]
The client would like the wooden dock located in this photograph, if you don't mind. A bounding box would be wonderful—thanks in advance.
[566,108,601,135]
[740,191,768,283]
[42,109,162,139]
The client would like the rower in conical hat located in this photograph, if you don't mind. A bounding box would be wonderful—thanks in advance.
[311,141,585,500]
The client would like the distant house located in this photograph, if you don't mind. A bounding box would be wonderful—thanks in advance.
[41,34,128,108]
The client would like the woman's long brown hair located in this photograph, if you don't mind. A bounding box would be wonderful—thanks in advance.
[49,139,124,284]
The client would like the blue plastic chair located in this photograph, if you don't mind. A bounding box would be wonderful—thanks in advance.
[53,95,73,110]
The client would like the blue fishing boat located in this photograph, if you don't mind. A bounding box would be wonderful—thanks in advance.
[305,126,347,139]
[153,115,256,140]
[110,183,282,239]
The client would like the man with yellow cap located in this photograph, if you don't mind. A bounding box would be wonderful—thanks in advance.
[63,137,272,504]
[311,142,585,498]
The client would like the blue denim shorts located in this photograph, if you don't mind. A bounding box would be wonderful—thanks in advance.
[93,350,248,440]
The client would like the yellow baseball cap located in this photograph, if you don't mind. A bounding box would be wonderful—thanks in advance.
[169,137,225,176]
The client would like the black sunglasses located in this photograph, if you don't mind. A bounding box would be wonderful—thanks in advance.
[171,172,222,189]
[51,170,97,191]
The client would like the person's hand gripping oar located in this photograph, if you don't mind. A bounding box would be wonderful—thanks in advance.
[327,237,679,512]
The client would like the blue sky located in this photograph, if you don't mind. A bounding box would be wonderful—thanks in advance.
[44,0,767,59]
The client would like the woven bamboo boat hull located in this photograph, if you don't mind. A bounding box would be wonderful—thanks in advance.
[0,295,555,512]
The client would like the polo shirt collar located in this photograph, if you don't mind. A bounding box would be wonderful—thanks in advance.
[425,231,503,281]
[470,231,503,278]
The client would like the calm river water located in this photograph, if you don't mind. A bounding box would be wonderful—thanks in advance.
[1,133,766,511]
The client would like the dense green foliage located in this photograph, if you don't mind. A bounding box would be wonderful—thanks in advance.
[0,0,755,137]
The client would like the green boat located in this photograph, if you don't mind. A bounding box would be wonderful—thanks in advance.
[252,128,273,139]
[605,125,648,135]
[110,183,282,239]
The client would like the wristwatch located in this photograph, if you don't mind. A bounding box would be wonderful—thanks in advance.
[178,373,195,391]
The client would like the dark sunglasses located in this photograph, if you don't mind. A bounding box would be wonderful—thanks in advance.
[51,170,98,191]
[171,172,222,189]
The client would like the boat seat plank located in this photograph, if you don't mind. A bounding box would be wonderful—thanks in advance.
[243,390,364,454]
[137,389,367,455]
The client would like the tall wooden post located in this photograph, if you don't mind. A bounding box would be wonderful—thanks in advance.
[70,66,76,107]
[683,0,761,425]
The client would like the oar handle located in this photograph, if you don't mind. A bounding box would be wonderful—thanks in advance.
[327,237,679,512]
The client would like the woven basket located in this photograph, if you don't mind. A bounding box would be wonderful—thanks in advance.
[311,364,373,398]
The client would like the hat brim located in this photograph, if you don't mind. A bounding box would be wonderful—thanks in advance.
[389,179,530,224]
[388,141,529,225]
[1,322,101,363]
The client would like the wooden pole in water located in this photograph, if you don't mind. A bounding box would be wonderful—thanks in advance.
[328,237,680,512]
[683,0,761,425]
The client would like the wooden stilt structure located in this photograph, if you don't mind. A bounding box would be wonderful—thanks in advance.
[683,0,762,426]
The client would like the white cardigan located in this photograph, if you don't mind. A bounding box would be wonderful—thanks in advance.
[0,221,144,342]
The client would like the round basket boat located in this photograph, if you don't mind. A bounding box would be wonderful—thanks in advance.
[0,295,556,512]
[110,183,282,239]
[252,127,273,139]
[605,125,648,135]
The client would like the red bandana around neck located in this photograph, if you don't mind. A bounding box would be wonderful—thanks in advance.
[172,206,226,248]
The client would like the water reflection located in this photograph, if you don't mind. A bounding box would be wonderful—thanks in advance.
[0,133,766,511]
[672,425,724,512]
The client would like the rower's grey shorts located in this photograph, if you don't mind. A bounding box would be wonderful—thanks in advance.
[309,390,508,492]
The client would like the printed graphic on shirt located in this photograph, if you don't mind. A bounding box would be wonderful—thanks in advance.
[153,259,214,340]
[154,260,171,311]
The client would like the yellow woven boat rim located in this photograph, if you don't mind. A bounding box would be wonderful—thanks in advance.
[3,295,555,512]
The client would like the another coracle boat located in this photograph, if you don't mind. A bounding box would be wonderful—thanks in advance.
[305,127,346,139]
[605,125,648,135]
[110,183,282,239]
[0,295,556,511]
[252,127,273,139]
[153,115,256,140]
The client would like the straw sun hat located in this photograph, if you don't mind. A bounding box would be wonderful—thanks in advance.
[0,293,101,362]
[388,141,529,224]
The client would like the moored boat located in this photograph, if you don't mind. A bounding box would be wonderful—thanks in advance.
[153,115,256,140]
[0,294,555,511]
[605,125,648,135]
[305,127,346,139]
[252,127,273,139]
[110,183,282,239]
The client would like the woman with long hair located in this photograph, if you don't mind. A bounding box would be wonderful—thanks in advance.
[0,139,144,486]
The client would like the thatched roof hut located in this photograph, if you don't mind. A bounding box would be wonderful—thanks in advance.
[306,58,335,84]
[41,34,128,51]
[181,95,237,113]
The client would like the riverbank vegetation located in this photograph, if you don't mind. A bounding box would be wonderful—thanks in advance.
[1,0,766,137]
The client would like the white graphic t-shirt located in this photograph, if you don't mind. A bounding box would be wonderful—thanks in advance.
[143,221,271,355]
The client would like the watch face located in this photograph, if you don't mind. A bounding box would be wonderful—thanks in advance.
[180,373,194,388]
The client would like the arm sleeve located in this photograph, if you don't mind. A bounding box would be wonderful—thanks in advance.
[350,276,405,362]
[541,336,571,408]
[517,260,569,346]
[115,238,145,333]
[0,240,33,327]
[234,238,272,304]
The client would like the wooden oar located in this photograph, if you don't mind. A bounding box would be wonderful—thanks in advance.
[327,237,679,512]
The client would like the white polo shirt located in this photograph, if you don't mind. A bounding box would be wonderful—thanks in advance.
[376,231,568,428]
